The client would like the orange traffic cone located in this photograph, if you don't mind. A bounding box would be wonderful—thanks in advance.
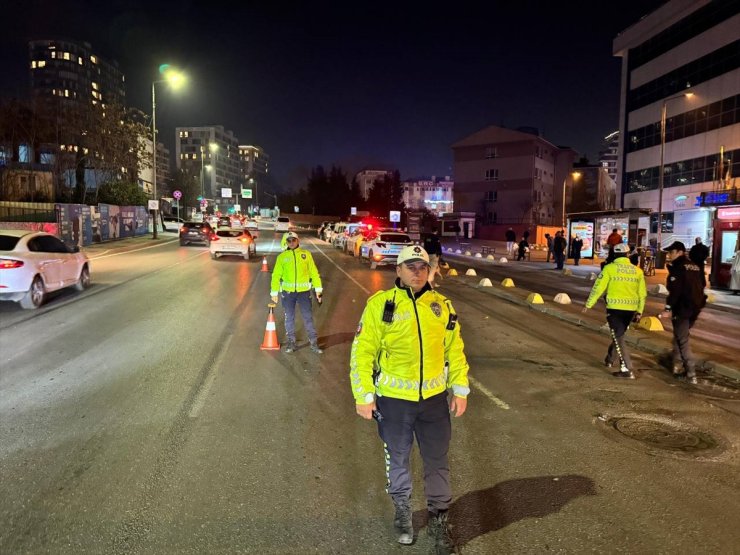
[261,256,269,272]
[260,305,281,350]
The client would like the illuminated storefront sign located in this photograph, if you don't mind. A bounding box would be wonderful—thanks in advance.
[717,206,740,220]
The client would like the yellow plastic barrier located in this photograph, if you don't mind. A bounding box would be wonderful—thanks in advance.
[638,316,664,331]
[447,268,458,276]
[501,278,515,287]
[526,293,544,304]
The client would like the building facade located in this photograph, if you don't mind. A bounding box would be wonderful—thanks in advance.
[599,131,620,183]
[451,125,578,233]
[355,169,392,200]
[176,126,241,212]
[402,176,454,216]
[28,39,126,108]
[238,145,269,207]
[613,0,739,284]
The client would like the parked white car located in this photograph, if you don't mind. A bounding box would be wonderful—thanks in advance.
[209,228,257,260]
[0,230,91,309]
[275,216,291,232]
[360,232,413,266]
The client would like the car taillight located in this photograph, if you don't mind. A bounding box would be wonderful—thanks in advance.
[180,226,187,233]
[210,235,220,241]
[0,258,24,269]
[376,242,386,248]
[240,237,250,243]
[373,254,382,261]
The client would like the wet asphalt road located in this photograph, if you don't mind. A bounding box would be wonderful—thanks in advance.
[0,232,739,553]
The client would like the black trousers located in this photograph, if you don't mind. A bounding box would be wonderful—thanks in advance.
[672,316,696,378]
[376,392,452,512]
[606,309,635,370]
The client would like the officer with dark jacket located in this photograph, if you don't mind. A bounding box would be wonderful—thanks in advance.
[659,241,707,384]
[688,237,710,286]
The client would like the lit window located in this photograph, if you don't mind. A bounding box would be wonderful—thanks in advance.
[63,52,70,60]
[64,89,69,97]
[78,57,83,65]
[38,60,46,68]
[31,61,37,68]
[90,55,98,64]
[51,51,56,59]
[92,82,98,90]
[92,100,98,105]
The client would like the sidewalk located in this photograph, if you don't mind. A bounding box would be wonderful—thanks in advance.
[441,237,740,312]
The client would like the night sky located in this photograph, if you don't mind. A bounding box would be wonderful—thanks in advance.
[2,1,667,190]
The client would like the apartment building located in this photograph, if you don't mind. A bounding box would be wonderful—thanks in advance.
[176,126,241,211]
[402,176,454,216]
[238,145,269,205]
[451,125,577,232]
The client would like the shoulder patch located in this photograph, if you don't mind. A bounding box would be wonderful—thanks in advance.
[301,253,307,259]
[430,302,442,317]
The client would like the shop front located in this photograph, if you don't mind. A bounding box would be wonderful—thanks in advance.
[566,209,649,259]
[711,205,740,288]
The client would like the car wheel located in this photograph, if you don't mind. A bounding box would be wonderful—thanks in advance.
[20,275,45,309]
[74,264,91,291]
[210,252,217,259]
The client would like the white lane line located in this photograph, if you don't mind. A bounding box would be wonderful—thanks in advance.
[469,376,510,410]
[307,238,371,295]
[88,238,179,259]
[188,333,234,418]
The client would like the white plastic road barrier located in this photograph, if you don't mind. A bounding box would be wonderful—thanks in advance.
[455,249,462,254]
[465,268,477,276]
[464,251,472,256]
[553,293,571,304]
[562,268,573,276]
[447,247,454,253]
[526,293,544,304]
[474,252,482,258]
[486,254,495,260]
[478,278,492,287]
[706,292,716,303]
[499,257,508,263]
[587,272,597,281]
[501,278,515,287]
[650,284,669,295]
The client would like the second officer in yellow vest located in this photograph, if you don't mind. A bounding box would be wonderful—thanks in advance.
[270,232,323,353]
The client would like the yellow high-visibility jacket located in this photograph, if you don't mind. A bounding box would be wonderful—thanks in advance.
[270,247,323,296]
[350,280,470,404]
[586,257,646,313]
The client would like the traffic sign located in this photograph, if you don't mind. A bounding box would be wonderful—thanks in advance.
[389,210,401,222]
[242,188,253,199]
[173,189,182,200]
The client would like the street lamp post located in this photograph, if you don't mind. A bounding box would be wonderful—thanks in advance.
[150,67,185,239]
[657,91,694,250]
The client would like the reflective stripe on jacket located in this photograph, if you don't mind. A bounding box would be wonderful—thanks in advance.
[270,247,323,296]
[350,280,470,404]
[586,257,646,313]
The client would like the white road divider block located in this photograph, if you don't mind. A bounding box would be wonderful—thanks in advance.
[553,293,571,304]
[478,278,492,287]
[499,257,508,263]
[650,284,669,295]
[486,254,495,260]
[587,272,597,281]
[465,268,477,276]
[447,247,454,253]
[474,252,482,258]
[464,251,472,256]
[455,249,462,254]
[562,268,573,276]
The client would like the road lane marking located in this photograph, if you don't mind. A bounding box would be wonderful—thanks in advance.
[308,239,371,295]
[88,238,179,259]
[188,333,234,418]
[469,376,510,410]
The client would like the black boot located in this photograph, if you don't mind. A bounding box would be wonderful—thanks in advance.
[393,500,413,545]
[428,510,454,554]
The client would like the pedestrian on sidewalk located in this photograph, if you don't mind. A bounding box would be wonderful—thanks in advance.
[731,243,740,295]
[545,233,553,263]
[689,237,710,286]
[658,241,707,384]
[523,228,530,244]
[270,232,324,354]
[505,227,516,255]
[553,231,567,270]
[517,238,529,261]
[424,229,444,286]
[572,236,583,266]
[350,245,469,553]
[583,243,647,379]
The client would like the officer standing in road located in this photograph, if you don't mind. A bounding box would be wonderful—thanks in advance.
[659,241,707,384]
[688,237,710,286]
[583,243,647,379]
[270,231,323,353]
[350,245,470,554]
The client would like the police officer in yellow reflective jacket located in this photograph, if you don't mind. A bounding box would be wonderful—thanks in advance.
[350,244,469,552]
[270,232,323,353]
[583,243,647,379]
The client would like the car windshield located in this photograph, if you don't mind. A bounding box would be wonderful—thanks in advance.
[277,217,289,223]
[217,230,244,238]
[379,233,411,243]
[0,235,22,250]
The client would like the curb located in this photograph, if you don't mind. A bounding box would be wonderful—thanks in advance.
[454,277,740,384]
